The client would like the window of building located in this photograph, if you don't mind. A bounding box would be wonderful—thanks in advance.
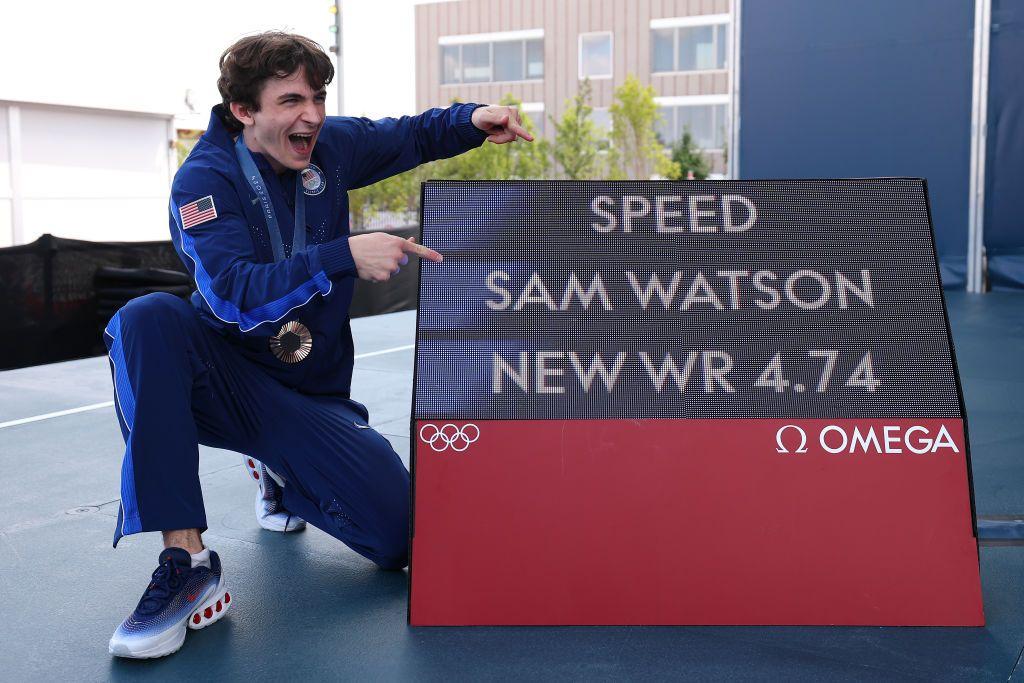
[439,30,544,85]
[579,32,612,80]
[462,43,491,83]
[526,40,544,78]
[441,45,460,84]
[655,96,730,150]
[493,41,523,81]
[650,15,729,73]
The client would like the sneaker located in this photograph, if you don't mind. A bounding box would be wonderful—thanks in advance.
[108,548,230,659]
[242,456,306,532]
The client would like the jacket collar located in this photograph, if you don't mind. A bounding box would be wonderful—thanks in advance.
[203,104,239,152]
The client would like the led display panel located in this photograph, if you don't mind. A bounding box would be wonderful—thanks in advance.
[409,179,982,626]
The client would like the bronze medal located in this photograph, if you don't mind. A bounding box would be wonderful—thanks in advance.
[269,321,313,363]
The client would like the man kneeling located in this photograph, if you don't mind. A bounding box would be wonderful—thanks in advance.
[104,31,531,658]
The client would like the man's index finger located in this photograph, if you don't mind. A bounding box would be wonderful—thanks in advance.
[402,237,443,262]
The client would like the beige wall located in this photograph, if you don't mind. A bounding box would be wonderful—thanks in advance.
[416,0,732,172]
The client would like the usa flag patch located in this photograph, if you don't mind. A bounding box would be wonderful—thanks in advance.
[179,195,218,229]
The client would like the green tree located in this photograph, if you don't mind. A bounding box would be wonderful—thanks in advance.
[668,129,711,180]
[428,94,551,181]
[608,75,679,180]
[174,129,203,167]
[349,98,552,228]
[348,167,419,230]
[551,79,600,180]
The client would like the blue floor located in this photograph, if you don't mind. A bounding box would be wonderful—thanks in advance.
[1,293,1023,680]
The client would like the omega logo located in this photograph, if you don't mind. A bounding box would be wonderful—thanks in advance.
[775,424,960,455]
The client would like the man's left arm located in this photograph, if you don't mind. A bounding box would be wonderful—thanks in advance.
[330,103,533,191]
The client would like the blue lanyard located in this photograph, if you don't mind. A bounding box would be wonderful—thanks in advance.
[234,135,306,263]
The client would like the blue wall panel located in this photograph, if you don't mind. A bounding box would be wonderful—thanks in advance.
[985,0,1024,290]
[739,0,975,288]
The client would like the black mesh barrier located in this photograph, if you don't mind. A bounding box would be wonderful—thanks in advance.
[0,235,188,370]
[414,179,963,420]
[350,226,420,318]
[1,228,420,370]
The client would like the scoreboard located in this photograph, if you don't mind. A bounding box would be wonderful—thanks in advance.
[409,179,983,626]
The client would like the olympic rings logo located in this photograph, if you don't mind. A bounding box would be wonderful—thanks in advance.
[419,423,480,453]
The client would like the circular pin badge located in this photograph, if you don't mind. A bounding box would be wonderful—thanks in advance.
[269,321,313,363]
[300,164,326,196]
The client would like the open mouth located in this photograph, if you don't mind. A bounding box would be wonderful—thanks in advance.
[287,132,315,155]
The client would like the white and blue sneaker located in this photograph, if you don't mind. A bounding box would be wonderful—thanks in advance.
[109,548,230,659]
[242,456,306,532]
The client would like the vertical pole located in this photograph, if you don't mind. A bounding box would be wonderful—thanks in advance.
[728,0,742,179]
[967,0,991,293]
[8,104,23,246]
[335,0,345,116]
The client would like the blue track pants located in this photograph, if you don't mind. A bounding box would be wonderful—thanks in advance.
[103,293,410,569]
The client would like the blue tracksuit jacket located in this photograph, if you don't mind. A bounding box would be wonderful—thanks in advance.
[168,103,487,396]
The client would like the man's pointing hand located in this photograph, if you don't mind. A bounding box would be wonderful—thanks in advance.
[349,233,442,282]
[471,105,534,144]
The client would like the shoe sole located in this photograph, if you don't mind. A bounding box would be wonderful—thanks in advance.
[109,577,231,659]
[242,455,264,485]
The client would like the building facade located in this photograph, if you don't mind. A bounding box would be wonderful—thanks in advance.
[415,0,735,175]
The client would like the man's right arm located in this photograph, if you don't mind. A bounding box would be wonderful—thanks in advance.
[169,165,356,335]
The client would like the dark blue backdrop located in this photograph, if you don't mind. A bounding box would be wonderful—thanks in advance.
[985,0,1024,290]
[739,0,975,288]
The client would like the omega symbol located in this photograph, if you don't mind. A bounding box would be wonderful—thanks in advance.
[776,424,809,454]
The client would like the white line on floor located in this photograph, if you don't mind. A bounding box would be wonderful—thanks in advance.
[0,343,415,430]
[0,402,116,429]
[354,343,414,359]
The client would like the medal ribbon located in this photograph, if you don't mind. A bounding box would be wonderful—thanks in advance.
[234,136,306,263]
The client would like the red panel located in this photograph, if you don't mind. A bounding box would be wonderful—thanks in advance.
[410,419,983,626]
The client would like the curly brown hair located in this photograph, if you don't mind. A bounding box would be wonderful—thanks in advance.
[217,32,335,131]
